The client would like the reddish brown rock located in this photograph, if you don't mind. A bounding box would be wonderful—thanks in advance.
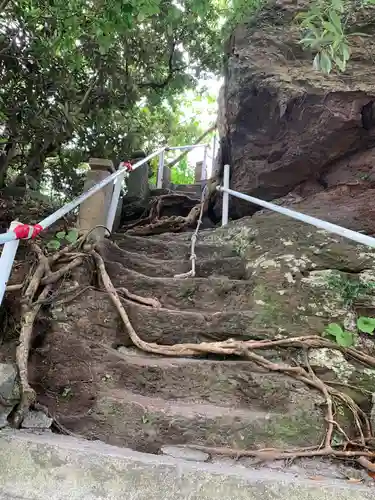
[273,183,375,235]
[215,0,375,230]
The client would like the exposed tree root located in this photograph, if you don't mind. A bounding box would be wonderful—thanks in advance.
[5,239,375,474]
[40,256,83,285]
[9,241,86,427]
[123,193,201,233]
[92,248,375,472]
[117,286,161,309]
[174,186,206,278]
[13,244,53,427]
[123,193,200,232]
[127,203,201,236]
[183,444,375,462]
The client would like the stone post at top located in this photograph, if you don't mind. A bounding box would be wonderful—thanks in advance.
[78,158,114,244]
[194,161,203,184]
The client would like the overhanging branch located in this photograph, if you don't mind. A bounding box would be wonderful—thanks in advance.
[138,41,185,89]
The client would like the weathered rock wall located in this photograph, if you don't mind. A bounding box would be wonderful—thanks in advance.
[216,0,375,229]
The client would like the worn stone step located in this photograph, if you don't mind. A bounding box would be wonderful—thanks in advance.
[1,432,373,500]
[171,183,202,197]
[98,240,246,280]
[122,299,264,344]
[112,234,236,260]
[103,348,315,410]
[59,389,324,454]
[49,288,272,346]
[105,263,254,311]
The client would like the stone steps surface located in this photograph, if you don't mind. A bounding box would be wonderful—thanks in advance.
[0,431,372,500]
[113,233,236,260]
[58,388,324,453]
[105,262,254,311]
[98,240,247,279]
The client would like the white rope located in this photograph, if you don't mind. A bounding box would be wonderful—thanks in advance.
[174,185,208,279]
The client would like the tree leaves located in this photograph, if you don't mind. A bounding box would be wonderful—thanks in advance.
[0,0,224,191]
[296,0,367,74]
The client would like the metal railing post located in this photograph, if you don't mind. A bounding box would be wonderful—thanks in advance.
[0,221,20,306]
[157,150,165,189]
[222,164,230,227]
[106,171,125,233]
[201,146,208,182]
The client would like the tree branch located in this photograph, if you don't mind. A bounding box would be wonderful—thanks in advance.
[139,41,185,89]
[76,74,98,112]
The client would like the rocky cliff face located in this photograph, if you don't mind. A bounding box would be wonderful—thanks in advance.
[215,0,375,231]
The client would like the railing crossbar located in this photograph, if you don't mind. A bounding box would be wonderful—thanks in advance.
[219,182,375,249]
[0,148,165,246]
[166,144,209,151]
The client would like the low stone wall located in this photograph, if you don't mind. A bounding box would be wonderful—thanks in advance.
[0,431,373,500]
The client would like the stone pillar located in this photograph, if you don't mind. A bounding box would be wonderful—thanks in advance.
[162,164,171,189]
[112,193,123,233]
[195,161,203,183]
[78,158,114,243]
[124,160,150,202]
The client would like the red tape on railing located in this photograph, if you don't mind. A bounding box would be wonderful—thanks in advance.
[13,223,43,240]
[32,224,43,238]
[120,161,133,172]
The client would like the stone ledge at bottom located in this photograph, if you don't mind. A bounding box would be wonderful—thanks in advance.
[0,430,373,500]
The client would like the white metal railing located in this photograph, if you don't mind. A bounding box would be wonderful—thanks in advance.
[6,152,372,311]
[218,164,375,249]
[0,142,212,305]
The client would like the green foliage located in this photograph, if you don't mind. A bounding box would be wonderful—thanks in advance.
[215,0,264,33]
[326,272,375,306]
[296,0,372,74]
[357,316,375,334]
[171,157,195,184]
[323,322,355,346]
[0,0,225,194]
[323,315,375,347]
[47,228,79,251]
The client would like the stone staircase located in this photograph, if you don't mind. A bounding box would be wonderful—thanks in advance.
[28,226,326,455]
[170,182,203,199]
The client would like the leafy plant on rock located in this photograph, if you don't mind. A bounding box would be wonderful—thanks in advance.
[323,315,375,347]
[357,316,375,335]
[326,272,375,307]
[323,322,355,347]
[47,228,79,251]
[296,0,372,74]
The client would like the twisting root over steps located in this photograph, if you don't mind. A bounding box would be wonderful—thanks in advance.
[5,238,375,472]
[93,250,375,471]
[124,187,211,237]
